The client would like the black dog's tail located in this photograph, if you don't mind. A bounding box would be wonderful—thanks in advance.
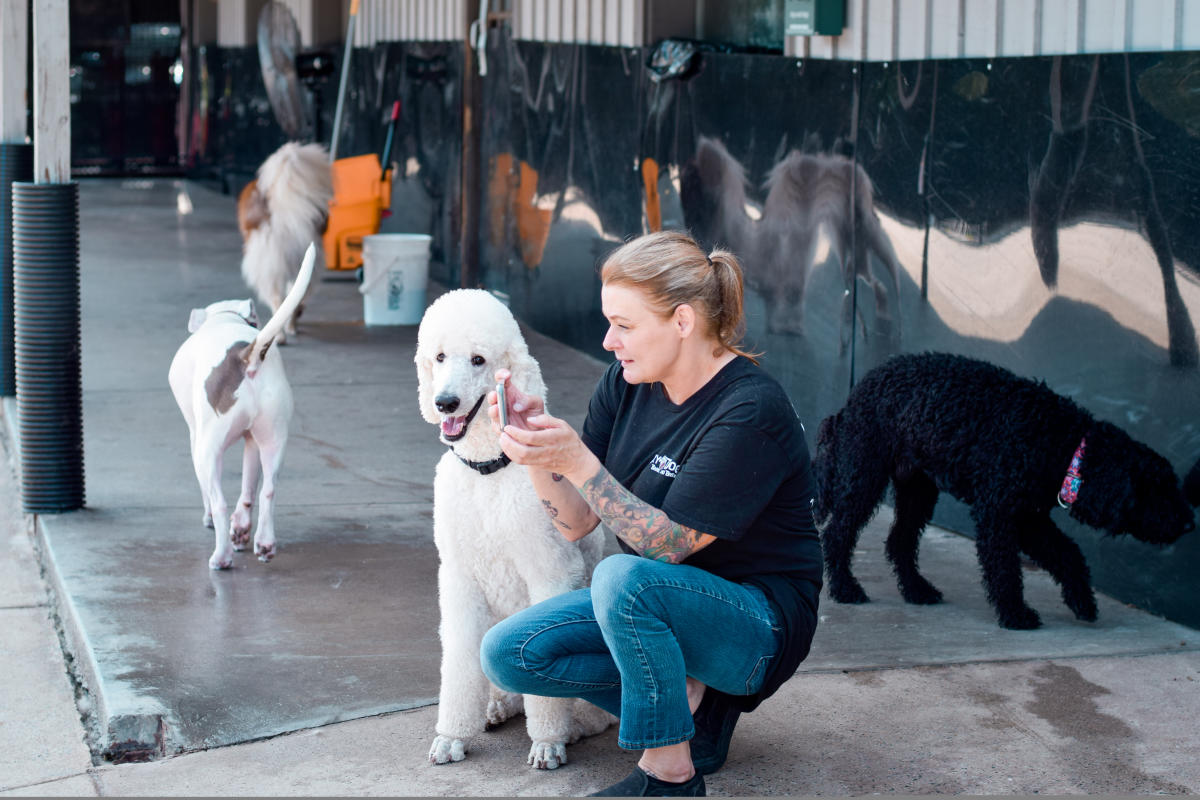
[814,411,843,523]
[1185,457,1200,507]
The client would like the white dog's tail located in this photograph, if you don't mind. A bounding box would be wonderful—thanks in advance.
[244,243,316,376]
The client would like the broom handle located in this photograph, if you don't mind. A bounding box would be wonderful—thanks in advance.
[329,0,360,161]
[380,100,400,180]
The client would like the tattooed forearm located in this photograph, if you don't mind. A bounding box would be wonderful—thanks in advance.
[541,498,572,530]
[578,469,706,563]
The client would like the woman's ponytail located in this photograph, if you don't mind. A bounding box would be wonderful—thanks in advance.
[707,248,759,363]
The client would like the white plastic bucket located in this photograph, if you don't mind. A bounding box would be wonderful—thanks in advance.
[359,233,433,325]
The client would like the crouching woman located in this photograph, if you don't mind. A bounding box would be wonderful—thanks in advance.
[481,231,821,797]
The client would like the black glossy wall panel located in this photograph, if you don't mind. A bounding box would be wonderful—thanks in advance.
[474,35,1200,629]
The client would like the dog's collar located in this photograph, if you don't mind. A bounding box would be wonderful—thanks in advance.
[453,450,512,475]
[211,310,258,329]
[1057,437,1086,508]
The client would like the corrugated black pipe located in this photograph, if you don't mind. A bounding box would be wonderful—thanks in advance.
[0,143,33,396]
[12,181,84,512]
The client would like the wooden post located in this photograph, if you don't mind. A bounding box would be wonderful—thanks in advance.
[33,0,70,182]
[460,0,482,288]
[0,0,28,143]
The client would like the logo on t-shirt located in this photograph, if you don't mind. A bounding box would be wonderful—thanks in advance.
[649,453,680,478]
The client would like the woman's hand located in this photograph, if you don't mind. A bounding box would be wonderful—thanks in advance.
[501,416,601,486]
[488,368,545,432]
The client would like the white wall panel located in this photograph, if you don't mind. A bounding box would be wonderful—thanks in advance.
[346,0,461,43]
[865,0,896,62]
[310,0,1200,54]
[1128,0,1176,51]
[547,0,561,41]
[621,0,638,46]
[896,0,930,60]
[1040,0,1081,56]
[560,1,575,42]
[1081,0,1126,52]
[589,0,604,43]
[1184,0,1200,48]
[929,0,962,58]
[999,0,1037,57]
[960,0,999,56]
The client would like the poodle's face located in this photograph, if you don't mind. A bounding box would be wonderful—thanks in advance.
[422,340,503,445]
[1118,459,1195,545]
[1083,436,1196,544]
[414,290,543,450]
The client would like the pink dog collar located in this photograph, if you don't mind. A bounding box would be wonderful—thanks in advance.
[1057,437,1086,508]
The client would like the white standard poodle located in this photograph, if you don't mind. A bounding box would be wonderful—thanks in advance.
[415,289,612,770]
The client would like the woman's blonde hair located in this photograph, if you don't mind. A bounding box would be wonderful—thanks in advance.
[600,230,759,363]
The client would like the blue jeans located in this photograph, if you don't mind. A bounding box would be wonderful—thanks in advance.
[480,554,782,751]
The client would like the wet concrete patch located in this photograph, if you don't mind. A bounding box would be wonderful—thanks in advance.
[37,504,441,754]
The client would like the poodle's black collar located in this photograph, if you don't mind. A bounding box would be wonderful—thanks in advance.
[453,450,512,475]
[1057,437,1086,508]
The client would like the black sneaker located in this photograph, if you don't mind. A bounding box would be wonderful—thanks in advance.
[689,691,741,775]
[588,766,706,797]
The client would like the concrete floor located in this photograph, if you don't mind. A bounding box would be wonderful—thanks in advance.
[2,178,1199,795]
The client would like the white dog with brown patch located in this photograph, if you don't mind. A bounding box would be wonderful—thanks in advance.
[415,289,612,769]
[169,244,315,569]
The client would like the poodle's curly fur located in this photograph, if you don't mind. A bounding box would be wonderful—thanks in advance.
[815,352,1196,630]
[415,290,611,769]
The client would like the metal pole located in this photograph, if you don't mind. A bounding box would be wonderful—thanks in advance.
[329,0,359,160]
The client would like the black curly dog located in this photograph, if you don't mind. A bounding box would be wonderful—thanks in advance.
[816,352,1197,630]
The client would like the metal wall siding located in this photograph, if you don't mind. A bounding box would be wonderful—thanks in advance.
[590,1,604,44]
[866,0,896,62]
[351,0,464,44]
[1081,0,1123,52]
[1130,0,1175,51]
[962,0,1001,57]
[1186,0,1200,47]
[789,0,1196,60]
[929,0,959,58]
[897,0,930,60]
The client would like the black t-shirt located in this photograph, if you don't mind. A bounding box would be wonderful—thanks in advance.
[581,357,822,710]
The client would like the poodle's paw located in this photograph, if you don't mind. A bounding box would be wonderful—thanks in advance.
[1066,590,1098,623]
[230,505,252,549]
[898,576,944,605]
[485,693,521,730]
[527,740,567,770]
[998,604,1042,630]
[208,550,234,570]
[429,735,467,765]
[828,578,870,604]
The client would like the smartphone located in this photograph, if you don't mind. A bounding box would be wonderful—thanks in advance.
[496,382,509,428]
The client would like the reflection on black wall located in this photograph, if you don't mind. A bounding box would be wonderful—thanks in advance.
[193,34,1200,629]
[71,0,182,174]
[474,34,1200,630]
